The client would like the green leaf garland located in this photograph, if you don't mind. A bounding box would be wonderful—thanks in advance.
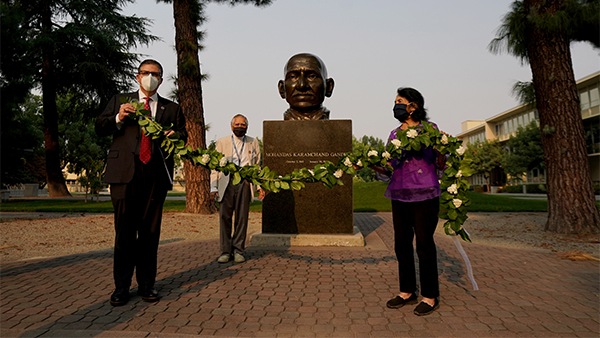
[127,100,472,242]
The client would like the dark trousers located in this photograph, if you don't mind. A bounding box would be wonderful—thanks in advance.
[110,159,167,290]
[392,197,440,299]
[219,179,251,255]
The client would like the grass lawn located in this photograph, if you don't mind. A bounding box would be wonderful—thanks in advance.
[3,181,590,213]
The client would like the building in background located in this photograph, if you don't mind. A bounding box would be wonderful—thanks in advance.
[457,71,599,190]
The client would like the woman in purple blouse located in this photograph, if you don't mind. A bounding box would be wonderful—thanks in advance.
[375,87,444,316]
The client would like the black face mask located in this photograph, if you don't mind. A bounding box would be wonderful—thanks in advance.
[233,127,247,137]
[393,103,410,122]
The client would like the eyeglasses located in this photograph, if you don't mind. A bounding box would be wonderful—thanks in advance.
[139,71,162,78]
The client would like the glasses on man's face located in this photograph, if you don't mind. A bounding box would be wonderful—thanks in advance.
[139,71,162,78]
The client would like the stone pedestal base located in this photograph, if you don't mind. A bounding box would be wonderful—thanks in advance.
[250,226,364,247]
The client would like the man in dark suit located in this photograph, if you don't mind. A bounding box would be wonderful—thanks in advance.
[96,59,187,306]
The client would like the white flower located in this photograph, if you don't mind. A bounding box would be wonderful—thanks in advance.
[219,157,228,167]
[441,134,449,145]
[356,160,363,167]
[367,150,378,157]
[391,139,401,149]
[407,129,418,138]
[382,151,391,159]
[334,169,343,178]
[456,170,462,178]
[201,154,211,164]
[343,157,353,167]
[320,166,326,170]
[447,183,458,195]
[452,198,462,208]
[456,146,465,156]
[308,169,314,176]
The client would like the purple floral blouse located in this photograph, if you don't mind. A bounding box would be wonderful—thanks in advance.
[384,122,441,202]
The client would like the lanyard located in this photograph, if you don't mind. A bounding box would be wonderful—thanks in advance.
[232,135,246,165]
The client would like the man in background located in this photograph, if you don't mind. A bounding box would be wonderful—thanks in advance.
[210,114,262,263]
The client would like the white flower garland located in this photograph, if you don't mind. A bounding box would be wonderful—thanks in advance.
[127,99,474,242]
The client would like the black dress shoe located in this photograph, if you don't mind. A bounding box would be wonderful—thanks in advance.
[138,287,160,302]
[414,298,440,316]
[386,293,418,309]
[110,288,130,307]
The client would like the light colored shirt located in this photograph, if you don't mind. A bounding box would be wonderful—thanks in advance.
[232,135,249,166]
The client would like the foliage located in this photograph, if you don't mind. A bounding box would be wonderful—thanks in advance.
[465,140,504,189]
[501,121,545,180]
[59,93,112,200]
[0,94,46,188]
[488,0,600,63]
[352,135,385,182]
[1,0,158,196]
[511,80,537,106]
[6,0,158,98]
[127,101,474,241]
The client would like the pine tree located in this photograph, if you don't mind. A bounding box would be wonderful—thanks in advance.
[1,0,157,196]
[489,0,600,234]
[157,0,272,213]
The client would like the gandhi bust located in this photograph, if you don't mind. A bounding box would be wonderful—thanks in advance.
[278,53,335,120]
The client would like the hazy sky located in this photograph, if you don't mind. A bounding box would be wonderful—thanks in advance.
[123,0,599,142]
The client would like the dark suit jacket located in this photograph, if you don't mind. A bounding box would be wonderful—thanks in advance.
[95,92,188,189]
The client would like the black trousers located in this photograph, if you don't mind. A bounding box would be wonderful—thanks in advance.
[219,179,251,255]
[110,158,168,290]
[392,197,440,299]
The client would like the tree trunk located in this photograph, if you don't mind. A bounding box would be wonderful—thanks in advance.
[524,0,600,234]
[41,2,71,197]
[173,0,215,214]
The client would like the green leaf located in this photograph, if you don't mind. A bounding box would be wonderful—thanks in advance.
[233,172,242,185]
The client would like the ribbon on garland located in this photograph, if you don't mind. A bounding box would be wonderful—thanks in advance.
[123,98,475,242]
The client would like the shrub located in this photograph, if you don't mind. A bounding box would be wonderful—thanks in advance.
[503,185,523,193]
[526,184,546,194]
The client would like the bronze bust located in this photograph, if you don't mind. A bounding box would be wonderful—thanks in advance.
[278,53,335,120]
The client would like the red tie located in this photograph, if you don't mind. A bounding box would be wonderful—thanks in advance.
[139,97,152,164]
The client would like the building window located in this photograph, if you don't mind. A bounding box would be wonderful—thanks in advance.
[584,117,600,154]
[518,115,524,128]
[527,168,545,183]
[495,123,504,136]
[581,89,590,110]
[472,174,486,186]
[590,87,599,108]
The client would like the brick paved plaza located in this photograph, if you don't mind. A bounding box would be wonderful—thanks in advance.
[1,213,598,337]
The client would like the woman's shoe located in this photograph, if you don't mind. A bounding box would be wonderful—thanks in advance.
[386,293,418,309]
[413,298,440,316]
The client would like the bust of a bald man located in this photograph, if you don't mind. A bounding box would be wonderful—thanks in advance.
[278,53,335,120]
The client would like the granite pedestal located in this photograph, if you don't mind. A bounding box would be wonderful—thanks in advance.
[256,120,359,246]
